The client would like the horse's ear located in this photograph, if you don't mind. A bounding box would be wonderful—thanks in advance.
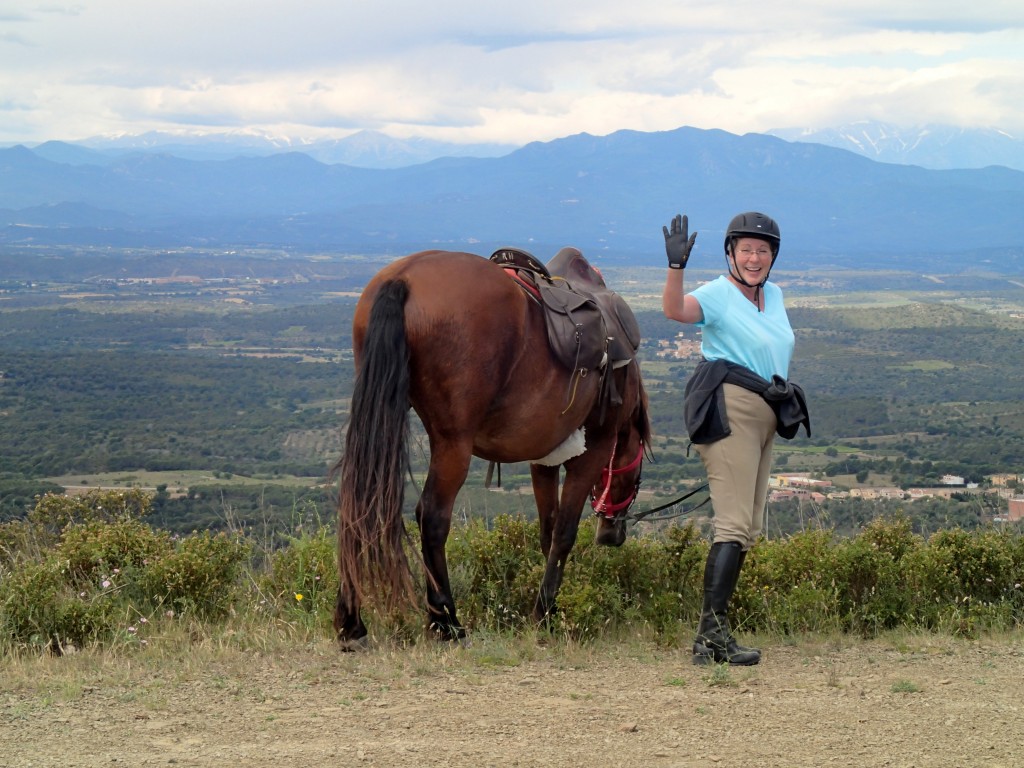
[548,247,607,290]
[552,246,582,261]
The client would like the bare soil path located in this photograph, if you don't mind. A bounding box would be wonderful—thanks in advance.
[2,633,1022,768]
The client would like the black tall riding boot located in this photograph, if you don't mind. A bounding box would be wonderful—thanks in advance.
[692,541,761,666]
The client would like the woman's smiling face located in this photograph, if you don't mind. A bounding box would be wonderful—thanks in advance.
[729,237,774,285]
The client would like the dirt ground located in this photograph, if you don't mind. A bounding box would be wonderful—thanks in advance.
[2,633,1022,768]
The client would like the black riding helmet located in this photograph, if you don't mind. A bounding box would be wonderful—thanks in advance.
[723,211,781,288]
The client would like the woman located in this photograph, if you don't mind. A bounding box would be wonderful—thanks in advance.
[661,211,810,666]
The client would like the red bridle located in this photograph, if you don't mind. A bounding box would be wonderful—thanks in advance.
[590,441,644,519]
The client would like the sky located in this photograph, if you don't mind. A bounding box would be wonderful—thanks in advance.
[1,0,1022,147]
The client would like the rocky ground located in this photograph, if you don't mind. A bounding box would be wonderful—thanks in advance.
[2,633,1022,768]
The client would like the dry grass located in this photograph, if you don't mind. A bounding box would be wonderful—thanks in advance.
[3,619,1019,700]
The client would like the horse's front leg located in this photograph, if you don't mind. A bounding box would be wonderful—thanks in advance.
[532,483,593,624]
[532,514,582,623]
[530,463,560,558]
[417,449,472,642]
[532,450,611,623]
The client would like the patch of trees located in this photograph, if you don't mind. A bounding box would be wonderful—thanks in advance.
[0,349,353,477]
[0,302,357,352]
[767,495,1000,539]
[0,476,64,522]
[148,482,334,537]
[4,292,1024,533]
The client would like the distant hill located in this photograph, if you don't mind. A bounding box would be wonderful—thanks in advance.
[769,122,1024,172]
[2,126,1023,270]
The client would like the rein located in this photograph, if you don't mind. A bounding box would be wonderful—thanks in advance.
[624,482,710,525]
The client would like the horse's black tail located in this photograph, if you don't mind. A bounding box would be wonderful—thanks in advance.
[336,279,417,611]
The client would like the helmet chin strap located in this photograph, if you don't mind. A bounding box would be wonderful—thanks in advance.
[725,237,780,312]
[726,249,768,311]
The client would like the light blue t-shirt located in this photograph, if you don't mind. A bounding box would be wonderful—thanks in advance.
[691,275,795,379]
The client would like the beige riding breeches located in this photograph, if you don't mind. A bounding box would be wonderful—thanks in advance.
[695,383,778,549]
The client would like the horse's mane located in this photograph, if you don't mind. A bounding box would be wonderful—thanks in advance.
[635,368,654,454]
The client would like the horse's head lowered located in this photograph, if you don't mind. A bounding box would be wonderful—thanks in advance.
[593,370,651,547]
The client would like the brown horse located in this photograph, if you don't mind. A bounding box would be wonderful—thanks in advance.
[334,249,651,647]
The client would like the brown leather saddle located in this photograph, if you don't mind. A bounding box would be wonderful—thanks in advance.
[489,246,641,377]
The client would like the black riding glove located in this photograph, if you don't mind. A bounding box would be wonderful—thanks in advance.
[663,214,697,270]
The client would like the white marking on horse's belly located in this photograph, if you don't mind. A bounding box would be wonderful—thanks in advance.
[533,428,586,466]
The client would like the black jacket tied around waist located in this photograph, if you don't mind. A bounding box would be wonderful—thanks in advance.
[683,358,811,445]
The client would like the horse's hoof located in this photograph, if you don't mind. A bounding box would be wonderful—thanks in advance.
[434,628,471,648]
[337,635,369,653]
[429,622,467,644]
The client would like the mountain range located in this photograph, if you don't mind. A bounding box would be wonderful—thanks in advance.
[25,129,518,170]
[19,121,1024,172]
[2,125,1023,271]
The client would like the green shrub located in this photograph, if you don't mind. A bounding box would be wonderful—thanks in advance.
[927,528,1016,600]
[4,489,1023,654]
[2,489,155,569]
[858,514,919,561]
[1,530,249,650]
[58,518,172,587]
[0,559,118,651]
[0,519,36,568]
[554,521,703,638]
[442,516,708,639]
[29,489,152,534]
[632,523,706,635]
[439,514,1024,641]
[260,528,338,617]
[917,528,1022,636]
[834,532,912,635]
[449,516,543,631]
[739,529,843,634]
[139,532,250,619]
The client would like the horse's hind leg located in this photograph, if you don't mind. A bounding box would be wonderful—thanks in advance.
[417,444,472,641]
[334,579,368,651]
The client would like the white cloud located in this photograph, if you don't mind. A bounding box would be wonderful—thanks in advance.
[0,0,1021,144]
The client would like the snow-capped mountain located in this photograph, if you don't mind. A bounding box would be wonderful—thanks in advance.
[769,121,1024,171]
